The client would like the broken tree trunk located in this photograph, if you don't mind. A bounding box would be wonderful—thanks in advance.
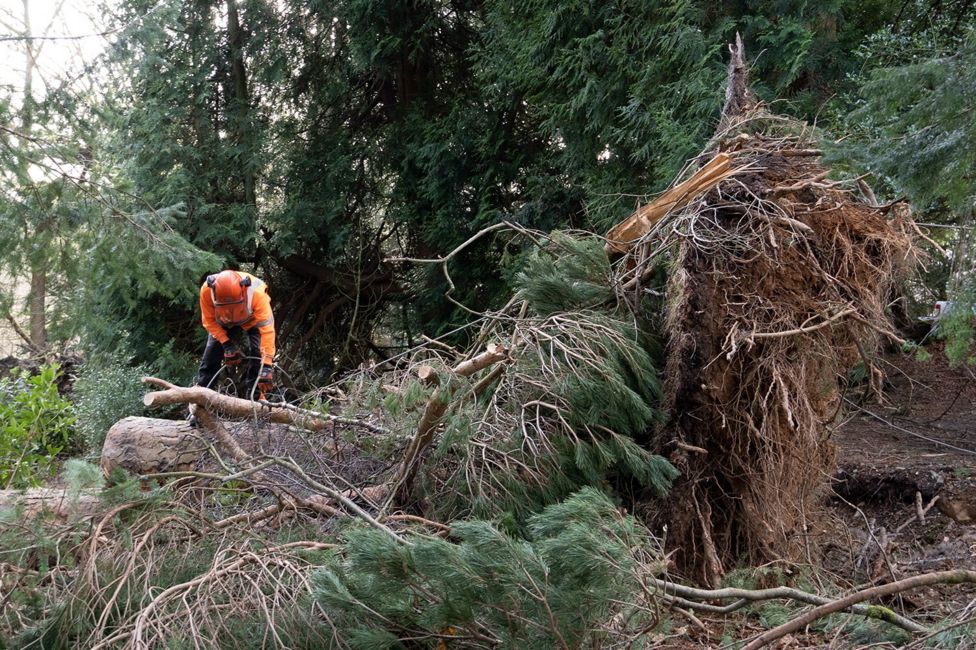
[605,152,734,255]
[394,343,510,500]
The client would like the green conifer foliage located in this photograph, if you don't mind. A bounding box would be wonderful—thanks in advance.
[839,12,976,361]
[406,234,676,520]
[314,488,664,648]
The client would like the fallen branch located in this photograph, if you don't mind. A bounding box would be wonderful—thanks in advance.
[654,578,924,634]
[742,570,976,649]
[137,384,400,532]
[256,398,389,434]
[184,403,343,519]
[142,377,345,432]
[3,314,42,355]
[393,343,510,499]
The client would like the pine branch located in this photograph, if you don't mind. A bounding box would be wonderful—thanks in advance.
[392,343,510,500]
[654,578,924,634]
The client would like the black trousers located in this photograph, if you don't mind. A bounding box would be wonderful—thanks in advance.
[196,326,263,397]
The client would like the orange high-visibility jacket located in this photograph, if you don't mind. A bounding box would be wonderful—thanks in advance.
[199,272,276,365]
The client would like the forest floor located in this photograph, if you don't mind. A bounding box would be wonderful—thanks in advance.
[5,344,975,648]
[825,343,976,626]
[664,343,976,649]
[831,343,976,581]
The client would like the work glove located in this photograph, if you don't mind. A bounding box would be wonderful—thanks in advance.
[257,366,274,393]
[223,341,243,366]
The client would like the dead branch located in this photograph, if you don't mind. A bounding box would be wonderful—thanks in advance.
[654,578,924,634]
[256,398,389,434]
[142,377,340,432]
[3,314,42,355]
[742,570,976,649]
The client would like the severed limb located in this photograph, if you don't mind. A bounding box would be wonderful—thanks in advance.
[392,343,510,500]
[740,570,976,649]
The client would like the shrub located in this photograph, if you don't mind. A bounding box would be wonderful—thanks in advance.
[0,364,78,489]
[73,359,149,454]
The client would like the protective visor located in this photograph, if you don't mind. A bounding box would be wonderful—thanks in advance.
[214,297,252,327]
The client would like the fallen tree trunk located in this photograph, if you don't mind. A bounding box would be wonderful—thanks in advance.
[118,377,392,524]
[0,488,100,519]
[101,416,212,478]
[99,415,308,478]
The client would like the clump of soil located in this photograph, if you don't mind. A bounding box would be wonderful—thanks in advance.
[0,354,81,394]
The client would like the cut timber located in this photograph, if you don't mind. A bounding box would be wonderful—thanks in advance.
[0,488,100,519]
[605,152,734,255]
[100,415,331,479]
[123,379,380,522]
[101,416,214,478]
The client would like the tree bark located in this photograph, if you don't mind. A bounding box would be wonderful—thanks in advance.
[0,487,100,519]
[100,416,213,478]
[21,0,46,350]
[28,268,46,349]
[140,377,335,431]
[225,0,255,208]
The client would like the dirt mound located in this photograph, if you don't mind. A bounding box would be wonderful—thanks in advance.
[0,354,81,394]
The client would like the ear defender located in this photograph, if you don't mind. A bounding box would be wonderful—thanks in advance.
[240,276,251,287]
[206,275,217,288]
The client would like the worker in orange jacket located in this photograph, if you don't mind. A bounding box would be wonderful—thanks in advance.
[196,269,275,399]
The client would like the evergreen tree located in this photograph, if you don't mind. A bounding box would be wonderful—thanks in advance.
[838,2,976,360]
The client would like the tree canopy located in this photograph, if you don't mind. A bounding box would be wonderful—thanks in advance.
[1,0,973,374]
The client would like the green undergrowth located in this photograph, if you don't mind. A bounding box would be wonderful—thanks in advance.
[73,354,150,455]
[0,364,79,488]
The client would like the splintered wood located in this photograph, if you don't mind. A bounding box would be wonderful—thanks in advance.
[605,152,734,255]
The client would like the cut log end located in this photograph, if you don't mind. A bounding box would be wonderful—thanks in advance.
[101,416,210,478]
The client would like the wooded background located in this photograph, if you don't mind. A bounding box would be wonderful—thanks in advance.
[1,0,974,392]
